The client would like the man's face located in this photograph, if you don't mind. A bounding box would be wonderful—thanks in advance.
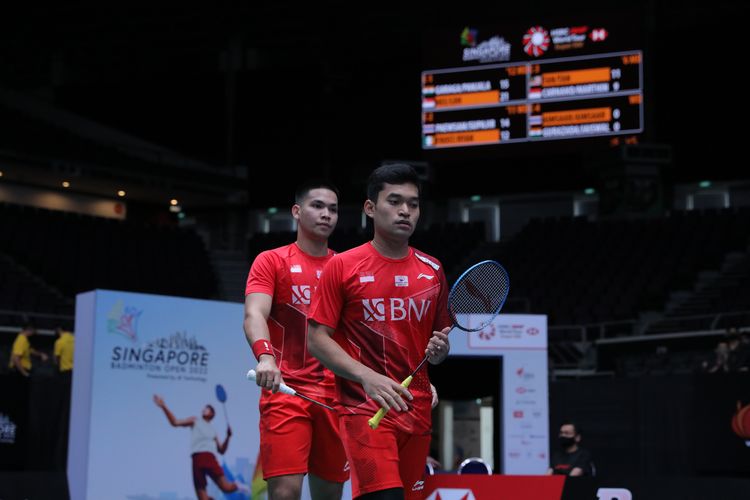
[366,182,420,241]
[293,188,338,241]
[559,424,579,440]
[202,406,215,420]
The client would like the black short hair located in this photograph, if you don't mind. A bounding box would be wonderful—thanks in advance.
[366,163,421,202]
[294,179,340,204]
[205,404,215,415]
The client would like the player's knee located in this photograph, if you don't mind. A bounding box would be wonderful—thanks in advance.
[268,477,303,500]
[309,474,344,500]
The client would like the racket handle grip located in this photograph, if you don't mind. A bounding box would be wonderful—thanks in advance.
[246,369,297,396]
[368,375,414,430]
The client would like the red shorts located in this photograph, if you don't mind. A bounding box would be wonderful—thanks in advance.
[191,452,224,490]
[339,414,431,499]
[259,391,349,482]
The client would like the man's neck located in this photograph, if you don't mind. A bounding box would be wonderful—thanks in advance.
[565,444,579,454]
[296,237,328,257]
[370,236,409,259]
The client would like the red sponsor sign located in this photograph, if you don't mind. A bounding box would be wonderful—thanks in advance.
[425,475,565,500]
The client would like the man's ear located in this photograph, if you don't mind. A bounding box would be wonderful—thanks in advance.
[291,203,301,220]
[363,199,375,218]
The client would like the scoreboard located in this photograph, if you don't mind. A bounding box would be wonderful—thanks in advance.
[422,50,643,149]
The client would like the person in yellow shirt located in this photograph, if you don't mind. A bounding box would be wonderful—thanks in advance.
[9,324,48,377]
[54,327,74,375]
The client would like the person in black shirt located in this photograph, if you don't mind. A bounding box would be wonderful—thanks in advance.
[547,421,594,476]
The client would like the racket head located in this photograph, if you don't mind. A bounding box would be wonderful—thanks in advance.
[215,384,227,403]
[448,260,509,332]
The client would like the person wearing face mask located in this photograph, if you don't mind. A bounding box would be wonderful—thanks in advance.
[546,421,594,476]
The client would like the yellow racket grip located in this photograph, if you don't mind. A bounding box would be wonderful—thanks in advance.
[368,375,414,430]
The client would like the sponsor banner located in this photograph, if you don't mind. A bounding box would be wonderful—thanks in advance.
[69,290,351,500]
[449,314,549,474]
[425,474,565,500]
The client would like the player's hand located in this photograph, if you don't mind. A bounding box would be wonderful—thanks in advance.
[153,394,165,408]
[430,383,439,409]
[361,369,413,412]
[426,327,451,365]
[255,354,284,393]
[40,352,49,362]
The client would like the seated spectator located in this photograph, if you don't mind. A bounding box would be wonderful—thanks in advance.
[547,421,594,476]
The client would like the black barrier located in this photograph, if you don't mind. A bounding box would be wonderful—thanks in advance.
[0,374,71,471]
[561,475,750,500]
[550,373,750,477]
[0,471,69,500]
[0,376,28,470]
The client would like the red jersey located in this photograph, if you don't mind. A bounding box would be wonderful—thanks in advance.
[308,242,451,433]
[245,243,335,399]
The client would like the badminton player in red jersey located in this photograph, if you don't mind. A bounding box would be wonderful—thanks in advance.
[244,180,349,500]
[308,164,451,500]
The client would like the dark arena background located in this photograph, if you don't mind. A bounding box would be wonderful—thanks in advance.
[1,2,750,499]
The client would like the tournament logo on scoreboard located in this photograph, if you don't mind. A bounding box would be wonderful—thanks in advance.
[522,26,550,57]
[461,26,511,63]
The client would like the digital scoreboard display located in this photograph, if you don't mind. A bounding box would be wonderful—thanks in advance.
[421,19,644,150]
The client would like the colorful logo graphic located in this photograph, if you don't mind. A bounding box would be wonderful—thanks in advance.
[461,27,478,47]
[523,26,550,57]
[479,323,496,341]
[107,300,142,341]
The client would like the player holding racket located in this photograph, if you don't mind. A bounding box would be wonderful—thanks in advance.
[308,164,451,500]
[244,180,349,500]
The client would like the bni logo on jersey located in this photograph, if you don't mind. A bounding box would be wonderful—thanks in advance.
[362,298,432,322]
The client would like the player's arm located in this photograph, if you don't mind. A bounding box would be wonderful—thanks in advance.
[307,320,412,412]
[30,348,48,362]
[569,467,584,476]
[11,354,29,377]
[216,426,232,454]
[152,395,195,427]
[243,292,283,393]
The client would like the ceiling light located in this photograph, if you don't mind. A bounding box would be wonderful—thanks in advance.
[117,190,126,197]
[170,199,179,206]
[62,181,70,188]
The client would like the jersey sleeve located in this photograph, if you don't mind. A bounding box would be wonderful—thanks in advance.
[308,256,344,331]
[245,250,278,296]
[54,338,62,357]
